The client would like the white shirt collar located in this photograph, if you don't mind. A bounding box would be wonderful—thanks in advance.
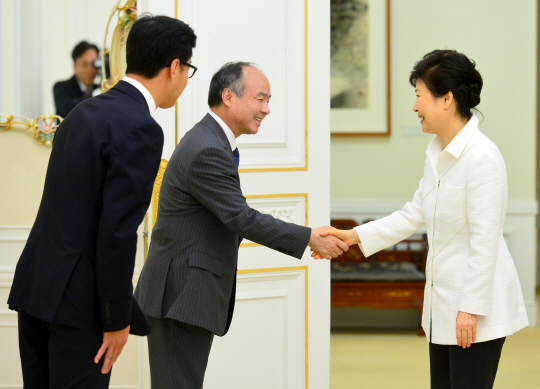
[444,114,479,159]
[122,76,157,115]
[426,114,479,179]
[209,111,237,151]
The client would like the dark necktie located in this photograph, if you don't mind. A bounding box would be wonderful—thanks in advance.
[233,148,240,169]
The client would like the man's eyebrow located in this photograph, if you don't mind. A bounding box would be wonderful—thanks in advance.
[255,92,271,98]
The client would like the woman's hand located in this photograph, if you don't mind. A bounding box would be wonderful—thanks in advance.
[310,228,360,259]
[322,228,360,246]
[456,311,477,348]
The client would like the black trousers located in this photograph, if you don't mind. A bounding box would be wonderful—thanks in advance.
[18,310,111,389]
[429,337,506,389]
[146,316,214,389]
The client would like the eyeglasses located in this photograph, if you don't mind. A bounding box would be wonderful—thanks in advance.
[181,61,197,78]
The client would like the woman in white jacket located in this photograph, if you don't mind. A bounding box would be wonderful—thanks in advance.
[320,50,528,389]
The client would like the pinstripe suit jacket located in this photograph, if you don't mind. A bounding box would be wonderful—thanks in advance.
[135,113,311,336]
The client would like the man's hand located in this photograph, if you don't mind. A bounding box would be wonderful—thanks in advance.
[94,325,130,374]
[456,311,477,348]
[308,226,349,259]
[311,228,360,259]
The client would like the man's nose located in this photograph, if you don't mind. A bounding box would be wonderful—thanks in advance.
[412,102,417,112]
[261,103,270,115]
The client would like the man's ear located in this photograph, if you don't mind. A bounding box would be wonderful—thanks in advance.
[170,59,181,78]
[222,88,233,108]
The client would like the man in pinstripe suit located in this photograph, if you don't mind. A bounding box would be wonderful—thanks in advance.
[135,62,346,388]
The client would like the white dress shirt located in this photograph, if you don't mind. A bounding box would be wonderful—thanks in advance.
[77,78,91,94]
[123,76,157,115]
[355,114,529,344]
[209,111,236,151]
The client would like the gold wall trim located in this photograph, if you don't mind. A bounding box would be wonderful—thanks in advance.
[152,159,169,227]
[239,166,308,173]
[240,242,260,248]
[237,266,308,387]
[241,193,308,248]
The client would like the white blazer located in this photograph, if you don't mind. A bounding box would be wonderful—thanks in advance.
[355,115,528,344]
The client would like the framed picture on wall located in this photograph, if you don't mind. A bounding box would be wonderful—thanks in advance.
[331,0,391,136]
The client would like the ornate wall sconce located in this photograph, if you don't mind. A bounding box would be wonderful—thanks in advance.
[0,114,62,146]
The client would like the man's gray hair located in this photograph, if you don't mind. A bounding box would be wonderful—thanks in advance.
[207,62,263,108]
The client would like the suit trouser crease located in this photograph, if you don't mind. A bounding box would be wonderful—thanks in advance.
[146,315,214,389]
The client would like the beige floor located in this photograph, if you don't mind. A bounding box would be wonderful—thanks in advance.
[330,292,540,389]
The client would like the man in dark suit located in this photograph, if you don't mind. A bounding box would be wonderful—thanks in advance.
[53,41,101,118]
[135,62,347,389]
[8,15,197,388]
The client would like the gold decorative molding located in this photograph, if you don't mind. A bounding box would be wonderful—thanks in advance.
[237,266,309,388]
[101,0,137,91]
[0,113,62,146]
[152,159,169,228]
[241,193,308,248]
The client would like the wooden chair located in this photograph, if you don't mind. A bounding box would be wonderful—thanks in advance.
[330,219,427,333]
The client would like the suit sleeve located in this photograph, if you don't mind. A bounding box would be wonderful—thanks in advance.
[187,146,311,258]
[458,149,505,315]
[355,178,426,257]
[95,121,163,332]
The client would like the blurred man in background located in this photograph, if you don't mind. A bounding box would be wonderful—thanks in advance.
[53,40,100,118]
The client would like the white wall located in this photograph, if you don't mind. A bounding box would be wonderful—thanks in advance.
[1,0,117,226]
[332,0,536,200]
[0,0,117,118]
[331,0,538,325]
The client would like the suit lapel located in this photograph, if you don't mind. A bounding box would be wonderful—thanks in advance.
[199,114,240,181]
[200,114,233,154]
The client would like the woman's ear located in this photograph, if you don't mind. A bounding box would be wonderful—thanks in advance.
[443,91,454,109]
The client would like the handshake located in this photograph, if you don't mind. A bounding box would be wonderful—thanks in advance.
[307,226,360,260]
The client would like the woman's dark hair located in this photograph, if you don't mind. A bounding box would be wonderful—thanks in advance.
[409,49,483,119]
[126,14,197,79]
[207,62,261,108]
[72,41,99,62]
